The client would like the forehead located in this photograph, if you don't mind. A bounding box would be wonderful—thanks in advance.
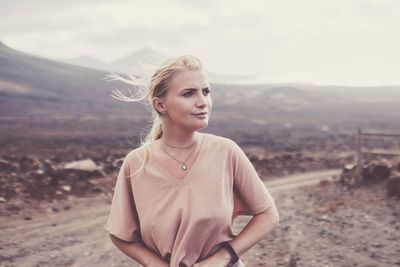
[169,69,209,92]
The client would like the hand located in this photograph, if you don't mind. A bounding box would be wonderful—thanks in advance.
[193,248,231,267]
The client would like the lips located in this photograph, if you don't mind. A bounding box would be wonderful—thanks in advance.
[194,112,207,115]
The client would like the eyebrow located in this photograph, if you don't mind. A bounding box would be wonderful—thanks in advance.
[182,87,210,92]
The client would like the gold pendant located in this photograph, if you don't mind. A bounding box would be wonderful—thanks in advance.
[181,164,187,171]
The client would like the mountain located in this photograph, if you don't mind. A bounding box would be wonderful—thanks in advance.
[64,49,254,83]
[63,47,167,78]
[109,47,167,77]
[1,41,399,134]
[62,56,109,71]
[0,41,147,118]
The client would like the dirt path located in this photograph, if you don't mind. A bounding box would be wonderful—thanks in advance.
[2,169,398,267]
[264,169,341,192]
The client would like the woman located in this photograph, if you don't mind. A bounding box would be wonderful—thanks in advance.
[103,55,279,267]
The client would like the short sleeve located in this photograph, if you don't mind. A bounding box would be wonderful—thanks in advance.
[230,140,275,218]
[103,156,141,242]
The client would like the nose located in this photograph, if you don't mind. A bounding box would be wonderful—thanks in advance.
[196,93,207,109]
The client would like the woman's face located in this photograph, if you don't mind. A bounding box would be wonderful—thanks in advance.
[156,69,212,132]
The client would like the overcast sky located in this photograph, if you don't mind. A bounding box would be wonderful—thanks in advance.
[1,0,400,86]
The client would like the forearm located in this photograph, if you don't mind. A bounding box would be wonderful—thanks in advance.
[109,234,168,267]
[196,204,279,266]
[229,204,280,257]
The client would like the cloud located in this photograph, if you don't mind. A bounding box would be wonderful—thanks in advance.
[1,0,399,85]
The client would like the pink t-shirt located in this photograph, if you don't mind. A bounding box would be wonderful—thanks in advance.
[103,132,275,267]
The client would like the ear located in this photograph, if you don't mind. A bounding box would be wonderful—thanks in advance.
[153,97,167,115]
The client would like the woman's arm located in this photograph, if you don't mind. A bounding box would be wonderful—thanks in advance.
[109,234,169,267]
[229,203,279,256]
[194,204,279,266]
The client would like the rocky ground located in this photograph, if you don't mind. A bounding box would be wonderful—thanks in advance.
[239,179,400,267]
[1,172,399,267]
[1,129,400,266]
[0,135,352,213]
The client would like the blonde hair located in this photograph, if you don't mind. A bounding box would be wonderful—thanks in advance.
[107,55,204,176]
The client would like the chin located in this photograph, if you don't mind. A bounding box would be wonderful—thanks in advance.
[189,122,208,131]
[197,122,209,130]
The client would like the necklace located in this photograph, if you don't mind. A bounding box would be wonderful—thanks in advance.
[161,138,198,171]
[162,138,197,149]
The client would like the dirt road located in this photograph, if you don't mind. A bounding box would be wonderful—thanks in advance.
[3,169,380,267]
[264,169,340,192]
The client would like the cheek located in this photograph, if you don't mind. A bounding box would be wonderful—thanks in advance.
[176,100,193,113]
[207,97,213,110]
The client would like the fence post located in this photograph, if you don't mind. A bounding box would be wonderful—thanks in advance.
[356,128,362,181]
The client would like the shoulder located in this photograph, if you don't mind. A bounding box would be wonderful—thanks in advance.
[125,145,147,160]
[204,132,240,152]
[121,144,149,171]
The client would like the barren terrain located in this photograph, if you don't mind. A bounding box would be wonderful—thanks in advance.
[1,169,399,267]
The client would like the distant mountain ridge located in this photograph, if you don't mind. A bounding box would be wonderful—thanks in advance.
[64,48,256,84]
[1,41,399,133]
[64,56,109,71]
[110,47,166,76]
[64,47,166,77]
[0,41,148,118]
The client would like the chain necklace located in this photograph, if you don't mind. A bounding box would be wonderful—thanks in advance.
[161,138,198,171]
[162,138,197,149]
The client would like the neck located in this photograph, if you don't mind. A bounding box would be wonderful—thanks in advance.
[161,124,198,148]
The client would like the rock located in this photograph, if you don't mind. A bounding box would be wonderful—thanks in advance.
[19,156,40,172]
[386,176,400,197]
[6,204,20,212]
[344,163,355,169]
[90,187,102,193]
[362,163,391,183]
[340,164,358,186]
[316,215,331,222]
[0,159,17,172]
[372,242,383,248]
[40,159,55,175]
[51,207,59,212]
[319,179,331,186]
[59,159,106,180]
[63,159,101,172]
[61,185,72,192]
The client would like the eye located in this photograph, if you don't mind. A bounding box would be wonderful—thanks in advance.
[183,91,194,97]
[202,88,211,96]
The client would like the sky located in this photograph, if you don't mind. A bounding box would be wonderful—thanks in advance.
[1,0,400,86]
